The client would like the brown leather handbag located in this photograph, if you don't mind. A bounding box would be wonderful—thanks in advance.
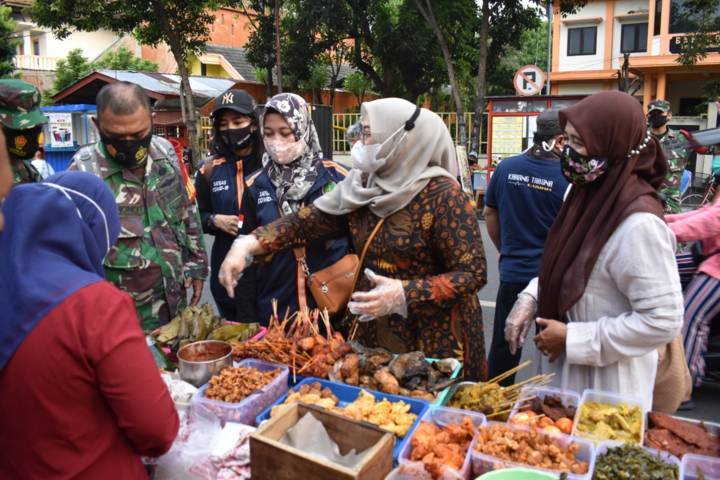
[294,218,385,315]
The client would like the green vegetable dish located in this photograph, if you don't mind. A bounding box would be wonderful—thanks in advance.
[592,444,679,480]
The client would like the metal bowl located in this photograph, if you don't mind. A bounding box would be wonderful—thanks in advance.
[177,340,232,387]
[443,381,478,406]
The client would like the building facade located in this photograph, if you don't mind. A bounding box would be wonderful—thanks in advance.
[551,0,720,173]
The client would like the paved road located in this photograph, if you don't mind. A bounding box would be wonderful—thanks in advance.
[198,220,719,422]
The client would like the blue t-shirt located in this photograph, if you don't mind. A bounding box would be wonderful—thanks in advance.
[485,151,569,284]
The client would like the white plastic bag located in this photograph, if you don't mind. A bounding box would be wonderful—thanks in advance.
[154,406,222,480]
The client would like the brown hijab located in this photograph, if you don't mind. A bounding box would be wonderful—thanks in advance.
[537,91,667,321]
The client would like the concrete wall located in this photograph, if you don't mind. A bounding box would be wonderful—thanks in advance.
[557,81,606,94]
[611,0,651,69]
[41,29,120,61]
[558,1,607,72]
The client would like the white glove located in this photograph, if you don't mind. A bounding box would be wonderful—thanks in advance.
[504,292,538,355]
[219,235,257,298]
[348,269,408,322]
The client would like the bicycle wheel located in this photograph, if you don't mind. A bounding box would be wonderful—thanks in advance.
[681,194,705,209]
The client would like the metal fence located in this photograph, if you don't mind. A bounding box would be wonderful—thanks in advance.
[199,111,489,155]
[332,111,487,154]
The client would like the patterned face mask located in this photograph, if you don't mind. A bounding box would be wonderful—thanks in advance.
[560,145,609,185]
[264,137,307,165]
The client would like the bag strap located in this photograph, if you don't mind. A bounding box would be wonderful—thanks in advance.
[349,217,386,294]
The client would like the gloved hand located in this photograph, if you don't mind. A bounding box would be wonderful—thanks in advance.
[504,292,538,355]
[219,235,259,298]
[348,269,407,322]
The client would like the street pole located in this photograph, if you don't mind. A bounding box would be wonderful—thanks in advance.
[546,0,552,96]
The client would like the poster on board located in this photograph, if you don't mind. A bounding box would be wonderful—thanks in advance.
[47,113,74,148]
[491,116,525,163]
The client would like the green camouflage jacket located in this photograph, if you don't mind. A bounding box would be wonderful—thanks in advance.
[71,136,208,330]
[11,159,41,184]
[657,128,690,214]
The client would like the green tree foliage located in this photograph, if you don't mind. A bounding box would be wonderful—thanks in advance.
[243,0,279,98]
[94,47,158,72]
[0,5,18,78]
[487,20,548,96]
[298,61,330,104]
[31,0,242,169]
[53,48,92,93]
[342,70,372,108]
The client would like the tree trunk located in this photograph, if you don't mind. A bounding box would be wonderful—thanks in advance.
[274,0,283,93]
[266,65,274,100]
[413,0,466,146]
[155,10,200,172]
[471,0,491,156]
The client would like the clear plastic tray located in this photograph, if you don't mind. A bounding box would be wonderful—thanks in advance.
[397,406,486,480]
[594,440,681,478]
[572,389,646,444]
[471,420,595,480]
[644,413,720,458]
[191,358,288,425]
[509,385,580,423]
[681,453,720,479]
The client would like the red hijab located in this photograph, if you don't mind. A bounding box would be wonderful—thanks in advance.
[537,91,667,321]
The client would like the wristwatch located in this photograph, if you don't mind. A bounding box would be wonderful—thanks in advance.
[208,214,217,229]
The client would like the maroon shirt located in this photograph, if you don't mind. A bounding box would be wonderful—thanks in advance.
[0,281,179,479]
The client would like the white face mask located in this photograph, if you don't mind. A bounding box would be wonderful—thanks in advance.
[351,127,408,174]
[45,183,112,255]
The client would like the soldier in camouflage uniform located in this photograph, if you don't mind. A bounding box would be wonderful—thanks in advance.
[0,79,45,185]
[71,82,208,330]
[648,99,716,214]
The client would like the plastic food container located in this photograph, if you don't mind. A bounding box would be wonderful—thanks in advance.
[681,453,720,479]
[256,377,429,461]
[192,358,288,425]
[509,385,580,423]
[471,421,595,480]
[572,389,646,444]
[397,406,486,480]
[593,440,681,478]
[475,468,559,479]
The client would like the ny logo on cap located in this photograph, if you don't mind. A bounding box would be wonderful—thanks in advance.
[222,92,234,104]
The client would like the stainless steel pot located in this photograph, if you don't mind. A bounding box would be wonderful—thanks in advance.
[177,340,232,387]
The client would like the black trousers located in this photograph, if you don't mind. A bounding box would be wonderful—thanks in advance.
[488,281,528,386]
[210,235,238,320]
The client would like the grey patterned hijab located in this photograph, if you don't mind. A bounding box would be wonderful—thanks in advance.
[262,93,323,215]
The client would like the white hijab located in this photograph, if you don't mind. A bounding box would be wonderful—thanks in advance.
[314,98,457,218]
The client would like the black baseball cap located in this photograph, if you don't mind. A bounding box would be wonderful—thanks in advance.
[211,89,256,119]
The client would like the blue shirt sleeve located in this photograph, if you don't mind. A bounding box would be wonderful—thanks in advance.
[484,164,503,209]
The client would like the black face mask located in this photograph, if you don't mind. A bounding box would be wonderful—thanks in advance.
[100,130,152,168]
[648,114,668,129]
[218,125,254,152]
[5,126,41,160]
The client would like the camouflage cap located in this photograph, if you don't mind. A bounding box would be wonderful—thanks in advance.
[648,99,671,114]
[0,79,47,130]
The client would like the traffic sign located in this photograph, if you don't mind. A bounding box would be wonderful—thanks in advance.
[513,65,546,96]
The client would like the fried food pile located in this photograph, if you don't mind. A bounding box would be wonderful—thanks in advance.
[231,307,351,379]
[592,444,680,480]
[204,366,281,403]
[409,417,477,478]
[475,424,589,475]
[270,382,339,417]
[644,412,720,458]
[331,346,457,401]
[269,383,417,437]
[575,401,642,443]
[510,395,576,435]
[342,390,417,437]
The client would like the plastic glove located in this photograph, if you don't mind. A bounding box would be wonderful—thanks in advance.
[348,269,407,322]
[218,235,257,298]
[504,292,538,355]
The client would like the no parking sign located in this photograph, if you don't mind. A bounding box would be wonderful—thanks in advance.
[513,65,546,96]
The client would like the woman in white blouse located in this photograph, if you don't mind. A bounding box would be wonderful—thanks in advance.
[505,91,683,410]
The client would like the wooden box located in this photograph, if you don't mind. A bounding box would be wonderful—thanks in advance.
[250,403,394,480]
